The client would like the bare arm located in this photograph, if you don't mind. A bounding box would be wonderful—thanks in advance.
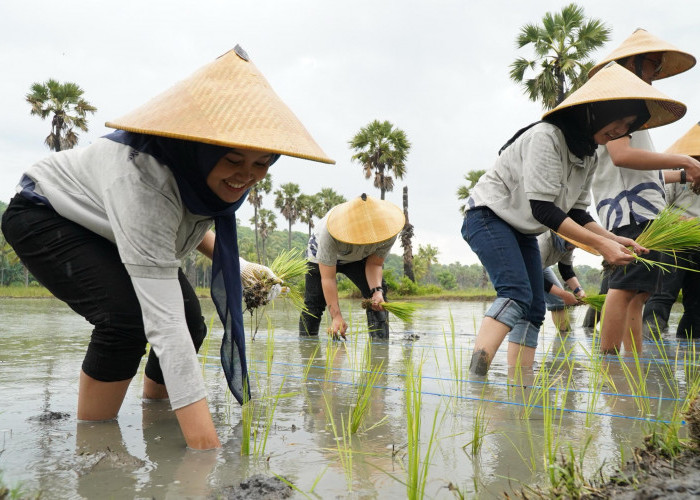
[607,136,700,183]
[555,218,646,266]
[364,254,386,310]
[197,230,215,260]
[319,263,347,337]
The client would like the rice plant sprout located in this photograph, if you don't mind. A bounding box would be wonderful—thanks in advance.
[350,341,386,433]
[405,355,441,500]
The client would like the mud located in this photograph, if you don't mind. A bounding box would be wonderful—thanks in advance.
[587,445,700,499]
[213,474,293,499]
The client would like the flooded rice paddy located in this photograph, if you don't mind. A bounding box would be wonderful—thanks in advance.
[0,297,697,499]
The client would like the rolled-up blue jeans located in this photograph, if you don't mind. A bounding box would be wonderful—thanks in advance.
[461,207,545,348]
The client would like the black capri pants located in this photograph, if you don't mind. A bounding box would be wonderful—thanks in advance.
[1,195,207,384]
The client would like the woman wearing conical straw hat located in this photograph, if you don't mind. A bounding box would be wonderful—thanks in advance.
[299,193,405,340]
[587,29,699,355]
[462,62,685,376]
[643,121,700,340]
[1,45,334,450]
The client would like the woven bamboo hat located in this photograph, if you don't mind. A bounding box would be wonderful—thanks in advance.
[589,28,696,80]
[327,194,405,245]
[105,45,334,164]
[665,121,700,158]
[542,62,686,130]
[554,232,600,256]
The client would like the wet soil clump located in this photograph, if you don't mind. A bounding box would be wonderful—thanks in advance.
[214,474,293,500]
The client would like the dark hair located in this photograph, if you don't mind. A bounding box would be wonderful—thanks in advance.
[543,99,650,158]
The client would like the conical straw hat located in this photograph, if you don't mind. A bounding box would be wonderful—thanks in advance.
[543,62,686,130]
[554,232,600,256]
[327,194,405,245]
[665,122,700,158]
[589,28,696,80]
[106,45,334,164]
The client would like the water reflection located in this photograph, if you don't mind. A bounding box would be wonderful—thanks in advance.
[0,298,693,498]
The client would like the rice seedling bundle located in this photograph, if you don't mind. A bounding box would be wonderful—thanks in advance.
[580,294,606,312]
[360,299,422,322]
[243,249,309,312]
[632,205,700,272]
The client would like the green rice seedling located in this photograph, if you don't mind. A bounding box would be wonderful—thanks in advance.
[253,377,295,459]
[405,355,442,500]
[615,336,652,417]
[538,438,599,499]
[302,342,320,382]
[631,204,700,271]
[442,311,464,392]
[580,294,606,312]
[579,327,617,427]
[463,384,491,459]
[542,372,574,487]
[322,391,354,491]
[360,299,422,322]
[635,204,700,252]
[350,342,386,433]
[324,335,342,381]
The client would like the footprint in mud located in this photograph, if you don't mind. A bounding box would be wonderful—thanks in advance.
[215,474,293,499]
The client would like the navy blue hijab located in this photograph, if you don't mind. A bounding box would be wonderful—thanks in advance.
[106,130,278,405]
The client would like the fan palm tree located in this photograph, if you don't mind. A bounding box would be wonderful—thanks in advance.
[298,193,322,238]
[26,79,97,151]
[509,3,611,109]
[349,120,411,200]
[457,170,486,216]
[248,173,273,262]
[257,209,277,265]
[414,244,439,283]
[317,187,346,218]
[274,183,300,250]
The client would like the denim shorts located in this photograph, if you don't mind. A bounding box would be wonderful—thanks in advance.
[543,266,566,311]
[462,207,545,347]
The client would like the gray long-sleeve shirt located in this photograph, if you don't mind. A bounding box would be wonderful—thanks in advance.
[20,138,213,409]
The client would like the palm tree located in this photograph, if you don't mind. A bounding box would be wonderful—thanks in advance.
[457,170,486,216]
[274,183,301,250]
[509,3,611,109]
[247,173,273,262]
[414,244,439,283]
[317,188,346,218]
[298,193,322,238]
[26,79,97,151]
[400,186,415,282]
[256,208,277,265]
[349,120,411,200]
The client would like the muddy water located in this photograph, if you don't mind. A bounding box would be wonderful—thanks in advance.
[0,297,695,499]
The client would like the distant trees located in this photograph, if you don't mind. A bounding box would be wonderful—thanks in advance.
[349,120,411,200]
[26,79,97,151]
[248,173,273,262]
[509,3,611,109]
[274,183,301,251]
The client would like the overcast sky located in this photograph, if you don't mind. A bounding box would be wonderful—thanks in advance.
[2,0,698,268]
